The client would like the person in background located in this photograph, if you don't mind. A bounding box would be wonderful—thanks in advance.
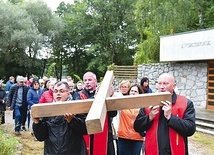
[68,81,79,100]
[42,79,50,92]
[8,76,29,135]
[42,76,49,86]
[39,79,44,88]
[32,81,88,155]
[5,76,15,106]
[39,80,55,103]
[134,73,196,155]
[117,84,145,155]
[0,81,6,124]
[140,77,152,93]
[66,75,73,83]
[112,80,131,154]
[75,81,84,93]
[27,76,34,87]
[119,80,131,95]
[6,76,15,93]
[77,71,117,155]
[27,78,43,132]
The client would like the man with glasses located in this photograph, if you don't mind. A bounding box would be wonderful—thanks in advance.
[8,75,29,135]
[32,81,88,155]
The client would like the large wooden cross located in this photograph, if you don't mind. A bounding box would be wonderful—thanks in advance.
[31,71,171,134]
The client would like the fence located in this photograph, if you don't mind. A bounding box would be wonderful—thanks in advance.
[113,66,138,80]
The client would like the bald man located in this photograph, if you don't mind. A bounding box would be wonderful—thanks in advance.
[134,73,196,155]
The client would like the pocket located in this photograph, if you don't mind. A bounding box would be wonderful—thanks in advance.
[16,103,22,107]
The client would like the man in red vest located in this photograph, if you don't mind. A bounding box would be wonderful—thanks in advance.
[134,73,196,155]
[77,71,117,155]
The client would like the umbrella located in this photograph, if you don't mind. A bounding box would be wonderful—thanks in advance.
[27,109,31,130]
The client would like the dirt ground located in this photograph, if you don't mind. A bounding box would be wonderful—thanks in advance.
[2,110,214,155]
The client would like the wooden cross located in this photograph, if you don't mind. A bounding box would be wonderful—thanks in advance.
[31,71,171,134]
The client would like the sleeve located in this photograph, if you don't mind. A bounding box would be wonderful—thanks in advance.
[27,90,34,107]
[8,86,15,108]
[33,119,49,141]
[134,108,153,133]
[167,99,196,136]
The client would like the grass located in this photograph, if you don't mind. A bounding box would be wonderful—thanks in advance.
[0,127,19,155]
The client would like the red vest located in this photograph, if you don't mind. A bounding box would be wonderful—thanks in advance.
[80,92,108,155]
[145,95,187,155]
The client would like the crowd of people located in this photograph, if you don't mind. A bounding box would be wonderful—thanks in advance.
[0,72,196,155]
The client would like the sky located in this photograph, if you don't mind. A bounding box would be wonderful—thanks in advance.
[42,0,73,11]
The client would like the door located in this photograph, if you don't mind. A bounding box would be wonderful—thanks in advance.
[207,60,214,110]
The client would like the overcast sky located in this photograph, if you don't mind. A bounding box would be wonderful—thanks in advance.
[42,0,73,11]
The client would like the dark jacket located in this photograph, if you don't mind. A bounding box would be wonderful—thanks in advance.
[8,84,29,109]
[134,92,196,155]
[0,86,6,111]
[33,98,88,155]
[70,91,79,100]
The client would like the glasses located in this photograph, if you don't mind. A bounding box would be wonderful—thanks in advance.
[157,82,169,86]
[53,89,68,93]
[121,86,128,89]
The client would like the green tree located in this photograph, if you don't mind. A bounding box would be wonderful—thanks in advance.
[55,0,139,79]
[134,0,213,64]
[0,0,64,80]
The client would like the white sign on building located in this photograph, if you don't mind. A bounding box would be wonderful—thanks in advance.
[160,29,214,62]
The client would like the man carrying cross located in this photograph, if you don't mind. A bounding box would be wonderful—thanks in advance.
[134,73,196,155]
[32,81,88,155]
[77,71,117,155]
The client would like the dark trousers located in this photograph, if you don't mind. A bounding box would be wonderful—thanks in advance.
[0,110,5,124]
[118,138,143,155]
[14,105,27,131]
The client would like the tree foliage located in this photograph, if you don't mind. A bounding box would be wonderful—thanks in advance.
[0,0,213,81]
[134,0,214,64]
[0,0,63,80]
[54,0,139,79]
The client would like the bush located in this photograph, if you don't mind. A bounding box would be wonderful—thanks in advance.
[0,128,19,155]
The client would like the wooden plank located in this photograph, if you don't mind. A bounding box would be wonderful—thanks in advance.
[115,66,138,68]
[31,99,94,118]
[114,70,137,72]
[106,92,171,111]
[85,71,114,134]
[31,92,171,118]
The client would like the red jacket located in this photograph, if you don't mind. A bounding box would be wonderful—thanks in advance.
[39,89,53,103]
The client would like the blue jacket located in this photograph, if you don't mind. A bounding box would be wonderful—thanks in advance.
[6,81,14,92]
[27,87,43,108]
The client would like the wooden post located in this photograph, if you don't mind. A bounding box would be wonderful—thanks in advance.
[85,71,114,134]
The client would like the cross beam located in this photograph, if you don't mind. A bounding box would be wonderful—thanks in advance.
[31,92,171,118]
[31,71,171,134]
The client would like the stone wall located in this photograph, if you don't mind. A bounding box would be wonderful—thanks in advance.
[137,62,207,108]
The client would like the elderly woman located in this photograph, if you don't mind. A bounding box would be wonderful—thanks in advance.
[0,81,6,124]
